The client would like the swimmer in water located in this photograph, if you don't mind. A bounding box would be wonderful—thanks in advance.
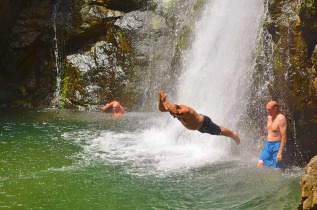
[102,101,125,117]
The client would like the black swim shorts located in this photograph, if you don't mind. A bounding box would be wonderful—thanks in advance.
[198,115,222,135]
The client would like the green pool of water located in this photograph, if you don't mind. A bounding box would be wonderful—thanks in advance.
[0,109,302,209]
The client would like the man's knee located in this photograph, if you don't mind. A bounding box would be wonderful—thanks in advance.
[257,160,264,167]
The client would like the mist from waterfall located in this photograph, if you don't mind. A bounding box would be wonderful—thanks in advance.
[182,2,263,136]
[123,0,266,172]
[178,0,264,121]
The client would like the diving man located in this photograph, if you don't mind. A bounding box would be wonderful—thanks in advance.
[158,90,240,145]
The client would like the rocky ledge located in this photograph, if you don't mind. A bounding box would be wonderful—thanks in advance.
[298,155,317,210]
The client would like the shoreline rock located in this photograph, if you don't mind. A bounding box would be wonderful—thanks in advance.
[298,155,317,210]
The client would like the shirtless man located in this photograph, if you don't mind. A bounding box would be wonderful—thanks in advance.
[158,90,240,145]
[257,101,287,168]
[102,101,125,117]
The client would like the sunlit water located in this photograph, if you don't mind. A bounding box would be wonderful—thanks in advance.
[1,110,302,209]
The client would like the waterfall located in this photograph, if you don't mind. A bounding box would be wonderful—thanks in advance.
[179,0,264,121]
[134,0,266,170]
[51,3,62,107]
[160,0,265,158]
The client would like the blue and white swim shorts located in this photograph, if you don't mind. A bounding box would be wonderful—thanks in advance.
[259,140,283,168]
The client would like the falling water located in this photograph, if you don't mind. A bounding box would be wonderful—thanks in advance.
[51,3,62,107]
[179,0,264,120]
[163,0,265,156]
[110,0,266,172]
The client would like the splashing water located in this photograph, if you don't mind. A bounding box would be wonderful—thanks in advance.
[132,0,265,169]
[77,0,266,173]
[179,0,264,115]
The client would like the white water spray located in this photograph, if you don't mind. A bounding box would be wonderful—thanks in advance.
[175,0,264,152]
[179,0,264,119]
[136,0,265,169]
[78,0,266,174]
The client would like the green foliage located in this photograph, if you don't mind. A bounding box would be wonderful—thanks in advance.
[193,0,206,11]
[164,0,175,10]
[117,29,131,53]
[299,0,317,30]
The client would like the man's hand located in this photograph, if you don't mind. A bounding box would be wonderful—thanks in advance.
[276,152,282,162]
[158,90,164,102]
[158,91,169,112]
[158,90,166,102]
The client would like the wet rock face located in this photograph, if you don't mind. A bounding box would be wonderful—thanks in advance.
[0,0,201,109]
[248,0,317,164]
[103,0,146,12]
[298,155,317,210]
[62,1,180,110]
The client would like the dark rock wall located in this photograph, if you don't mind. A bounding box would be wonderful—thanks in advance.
[0,0,55,107]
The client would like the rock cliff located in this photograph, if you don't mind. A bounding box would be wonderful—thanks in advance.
[0,0,203,109]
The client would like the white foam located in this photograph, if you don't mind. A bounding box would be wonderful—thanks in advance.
[71,116,234,176]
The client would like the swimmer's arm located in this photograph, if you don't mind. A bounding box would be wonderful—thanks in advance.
[277,116,287,162]
[158,98,169,112]
[158,91,169,112]
[102,101,115,111]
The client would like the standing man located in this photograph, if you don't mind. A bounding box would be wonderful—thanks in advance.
[102,101,125,117]
[158,90,240,145]
[257,101,287,168]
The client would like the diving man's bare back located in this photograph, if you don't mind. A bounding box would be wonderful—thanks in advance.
[168,105,204,130]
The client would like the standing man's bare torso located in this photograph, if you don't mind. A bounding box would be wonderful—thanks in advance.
[267,113,285,142]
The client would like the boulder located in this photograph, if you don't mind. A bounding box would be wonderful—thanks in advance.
[298,155,317,210]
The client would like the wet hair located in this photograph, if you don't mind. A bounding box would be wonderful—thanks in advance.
[174,104,181,109]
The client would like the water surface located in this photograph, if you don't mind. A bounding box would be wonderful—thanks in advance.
[0,110,302,209]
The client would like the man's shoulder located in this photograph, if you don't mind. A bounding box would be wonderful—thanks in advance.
[277,113,286,124]
[277,113,286,120]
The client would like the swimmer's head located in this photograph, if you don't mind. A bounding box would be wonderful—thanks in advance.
[266,101,278,116]
[113,101,121,113]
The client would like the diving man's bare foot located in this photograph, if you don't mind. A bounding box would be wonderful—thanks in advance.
[233,132,240,145]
